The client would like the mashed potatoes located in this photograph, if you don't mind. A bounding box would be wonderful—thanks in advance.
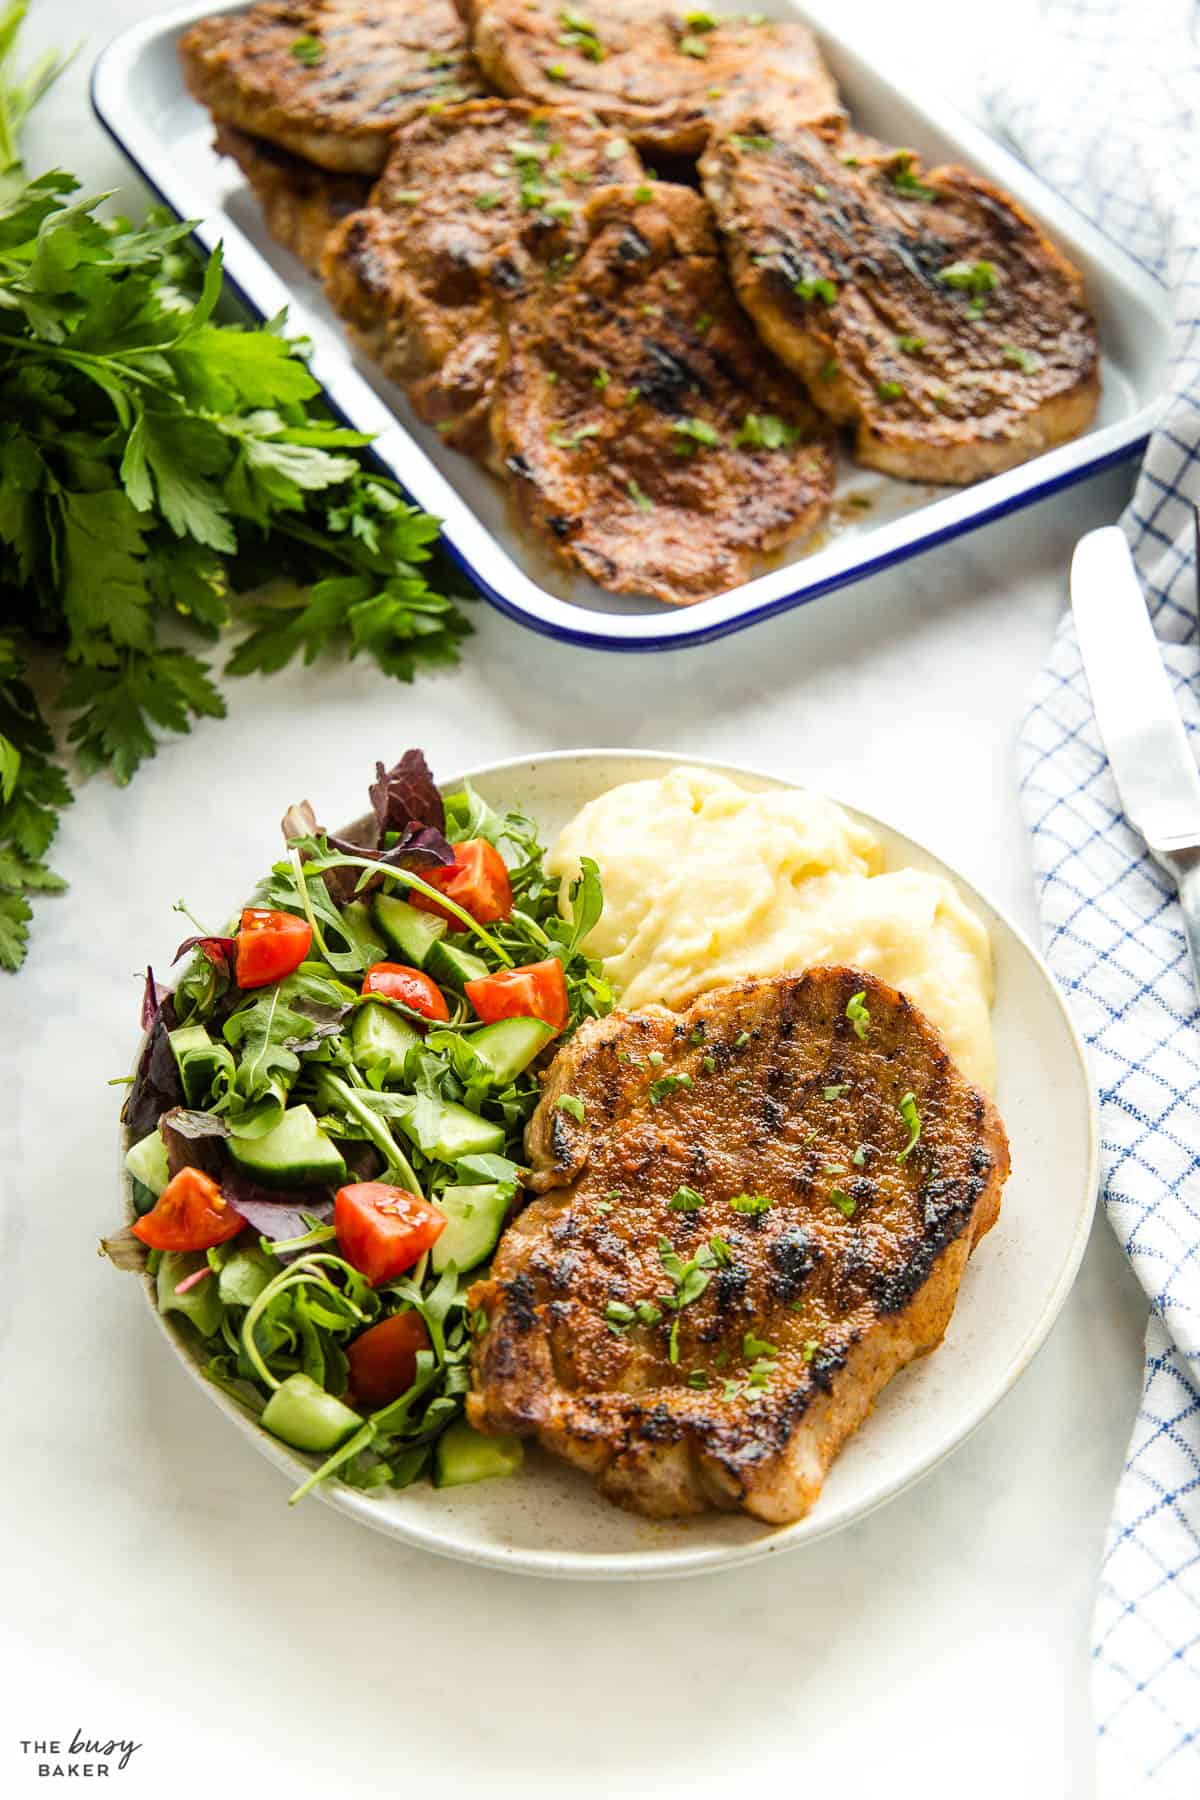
[548,767,996,1092]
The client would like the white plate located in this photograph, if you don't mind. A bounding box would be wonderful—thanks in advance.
[91,1,1169,651]
[124,749,1099,1579]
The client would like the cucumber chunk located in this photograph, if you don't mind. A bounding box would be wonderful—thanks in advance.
[227,1104,347,1189]
[125,1129,170,1199]
[157,1251,224,1337]
[397,1098,504,1164]
[426,937,490,992]
[431,1183,510,1273]
[351,1001,422,1083]
[373,893,446,968]
[262,1373,363,1454]
[434,1418,524,1488]
[168,1023,233,1107]
[470,1016,555,1085]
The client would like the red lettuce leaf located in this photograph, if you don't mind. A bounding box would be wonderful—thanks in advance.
[122,974,182,1140]
[172,934,236,976]
[369,749,445,839]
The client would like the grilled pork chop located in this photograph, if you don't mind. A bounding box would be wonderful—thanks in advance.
[214,123,370,274]
[469,968,1008,1522]
[322,100,641,452]
[468,0,842,158]
[700,124,1100,484]
[488,182,835,604]
[180,0,485,175]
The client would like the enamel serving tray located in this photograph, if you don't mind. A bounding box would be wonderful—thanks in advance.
[122,751,1099,1580]
[92,2,1168,649]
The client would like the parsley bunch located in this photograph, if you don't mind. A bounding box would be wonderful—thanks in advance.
[0,31,472,971]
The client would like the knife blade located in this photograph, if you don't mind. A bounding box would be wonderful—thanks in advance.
[1071,526,1200,1004]
[1070,527,1200,858]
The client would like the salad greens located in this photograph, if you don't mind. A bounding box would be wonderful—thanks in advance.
[0,5,471,972]
[105,750,611,1502]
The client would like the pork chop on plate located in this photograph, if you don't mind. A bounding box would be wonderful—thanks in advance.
[700,123,1100,483]
[469,967,1008,1522]
[213,123,371,274]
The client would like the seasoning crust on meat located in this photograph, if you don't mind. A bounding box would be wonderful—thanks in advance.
[180,0,486,174]
[468,967,1008,1522]
[322,100,641,451]
[214,123,371,274]
[489,181,835,604]
[700,123,1100,484]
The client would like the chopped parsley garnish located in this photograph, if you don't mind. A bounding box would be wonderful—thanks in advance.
[845,990,870,1039]
[812,182,829,200]
[1002,344,1042,373]
[679,33,710,57]
[689,1026,706,1045]
[559,9,605,59]
[747,1356,777,1390]
[593,1199,614,1214]
[896,334,926,354]
[627,478,654,513]
[793,274,838,305]
[709,1236,732,1267]
[876,380,904,401]
[731,133,774,153]
[656,1236,720,1362]
[290,34,324,63]
[852,1146,867,1167]
[823,1084,848,1100]
[734,1030,750,1048]
[896,1091,921,1161]
[520,184,549,211]
[743,1330,778,1358]
[637,1301,663,1326]
[625,385,641,405]
[819,358,840,381]
[605,1300,636,1326]
[545,199,576,222]
[545,61,568,80]
[694,313,713,332]
[633,183,654,203]
[722,1378,746,1401]
[939,259,998,296]
[606,1189,621,1200]
[684,7,719,26]
[830,1188,856,1218]
[650,1072,695,1104]
[549,424,601,449]
[647,1050,665,1066]
[668,1185,704,1212]
[802,1339,818,1362]
[473,192,503,210]
[734,412,800,450]
[394,190,422,204]
[556,1094,585,1122]
[687,1369,709,1388]
[891,155,936,201]
[671,417,722,451]
[604,136,631,160]
[702,1054,716,1074]
[729,1192,771,1215]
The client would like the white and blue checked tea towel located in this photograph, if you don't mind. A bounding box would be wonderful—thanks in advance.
[989,3,1200,1792]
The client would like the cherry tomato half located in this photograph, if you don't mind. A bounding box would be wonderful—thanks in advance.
[335,1183,447,1287]
[235,908,312,989]
[410,840,512,927]
[132,1167,246,1252]
[361,962,450,1022]
[466,957,569,1033]
[346,1310,431,1409]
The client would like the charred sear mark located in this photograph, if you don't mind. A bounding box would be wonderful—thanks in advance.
[768,1225,819,1303]
[634,339,706,412]
[613,226,651,263]
[502,1271,538,1334]
[634,1402,681,1444]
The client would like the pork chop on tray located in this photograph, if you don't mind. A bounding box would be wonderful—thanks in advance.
[469,966,1009,1523]
[700,123,1100,483]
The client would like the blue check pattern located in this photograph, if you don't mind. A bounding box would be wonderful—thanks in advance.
[989,4,1200,1792]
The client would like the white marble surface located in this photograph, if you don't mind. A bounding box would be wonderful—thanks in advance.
[3,2,1151,1795]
